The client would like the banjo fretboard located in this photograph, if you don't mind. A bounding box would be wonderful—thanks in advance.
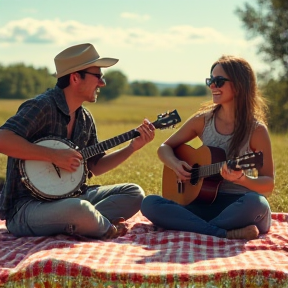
[81,129,140,160]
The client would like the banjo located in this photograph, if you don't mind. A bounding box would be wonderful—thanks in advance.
[19,110,181,201]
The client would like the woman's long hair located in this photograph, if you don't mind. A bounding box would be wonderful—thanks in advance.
[197,55,268,158]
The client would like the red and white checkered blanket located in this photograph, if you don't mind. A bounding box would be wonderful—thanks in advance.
[0,212,288,288]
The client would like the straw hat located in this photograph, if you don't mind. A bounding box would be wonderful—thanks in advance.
[54,43,119,78]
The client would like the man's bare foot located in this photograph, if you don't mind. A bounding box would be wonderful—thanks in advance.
[227,225,259,240]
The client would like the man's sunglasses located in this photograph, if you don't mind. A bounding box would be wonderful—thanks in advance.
[205,76,230,88]
[82,71,104,80]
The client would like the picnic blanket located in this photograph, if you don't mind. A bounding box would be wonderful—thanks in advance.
[0,212,288,288]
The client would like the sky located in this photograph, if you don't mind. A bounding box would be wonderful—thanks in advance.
[0,0,267,84]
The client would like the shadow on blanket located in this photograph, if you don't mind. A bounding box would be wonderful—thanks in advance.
[121,222,246,265]
[0,211,288,288]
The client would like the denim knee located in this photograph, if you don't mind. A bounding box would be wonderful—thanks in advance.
[124,183,145,210]
[64,200,108,236]
[141,195,162,218]
[242,192,270,213]
[133,184,145,199]
[242,192,271,233]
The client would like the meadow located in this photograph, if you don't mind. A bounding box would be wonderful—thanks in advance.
[0,96,287,212]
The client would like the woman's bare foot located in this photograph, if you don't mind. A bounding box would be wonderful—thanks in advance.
[227,225,259,240]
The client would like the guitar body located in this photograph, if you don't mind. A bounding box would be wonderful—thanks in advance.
[162,144,226,205]
[20,138,87,201]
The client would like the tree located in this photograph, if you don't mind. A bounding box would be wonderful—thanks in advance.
[161,87,175,96]
[142,81,159,96]
[175,84,191,97]
[100,70,128,101]
[0,64,55,99]
[190,85,208,96]
[236,0,288,78]
[130,81,159,96]
[130,81,145,96]
[263,79,288,132]
[236,0,288,131]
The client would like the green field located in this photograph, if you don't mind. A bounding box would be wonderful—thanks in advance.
[0,96,287,212]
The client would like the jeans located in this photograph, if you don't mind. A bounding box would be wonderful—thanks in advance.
[7,183,144,238]
[141,192,271,238]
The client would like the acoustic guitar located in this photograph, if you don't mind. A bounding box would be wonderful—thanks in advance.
[20,110,181,201]
[162,144,263,205]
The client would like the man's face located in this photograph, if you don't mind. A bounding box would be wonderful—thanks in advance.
[78,67,106,103]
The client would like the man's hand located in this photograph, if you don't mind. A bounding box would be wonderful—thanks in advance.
[51,148,83,172]
[130,119,155,151]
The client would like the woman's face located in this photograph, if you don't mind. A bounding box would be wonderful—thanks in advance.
[209,64,235,105]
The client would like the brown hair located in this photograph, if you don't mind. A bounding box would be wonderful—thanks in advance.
[197,55,268,158]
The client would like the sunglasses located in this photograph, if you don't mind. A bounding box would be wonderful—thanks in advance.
[205,76,230,88]
[82,71,104,80]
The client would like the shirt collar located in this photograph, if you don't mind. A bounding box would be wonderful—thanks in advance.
[52,86,70,116]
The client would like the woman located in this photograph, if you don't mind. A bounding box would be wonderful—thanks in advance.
[141,55,274,240]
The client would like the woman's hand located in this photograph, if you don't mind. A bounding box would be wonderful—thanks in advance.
[172,160,192,182]
[220,162,244,183]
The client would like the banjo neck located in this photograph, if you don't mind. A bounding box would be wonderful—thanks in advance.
[81,129,140,160]
[80,109,182,160]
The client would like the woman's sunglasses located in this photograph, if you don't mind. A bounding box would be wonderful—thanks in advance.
[205,76,230,88]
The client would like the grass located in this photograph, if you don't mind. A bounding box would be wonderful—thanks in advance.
[0,96,287,212]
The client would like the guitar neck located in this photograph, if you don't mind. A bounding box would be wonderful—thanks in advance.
[81,129,140,160]
[199,161,226,178]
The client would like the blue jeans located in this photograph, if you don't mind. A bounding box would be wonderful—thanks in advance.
[7,183,144,238]
[141,192,271,238]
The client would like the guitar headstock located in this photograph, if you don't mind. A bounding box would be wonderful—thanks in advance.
[152,110,181,130]
[227,151,263,171]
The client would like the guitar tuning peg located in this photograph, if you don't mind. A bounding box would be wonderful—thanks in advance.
[158,111,167,119]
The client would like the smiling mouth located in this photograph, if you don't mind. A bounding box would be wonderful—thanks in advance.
[94,88,100,96]
[212,91,221,96]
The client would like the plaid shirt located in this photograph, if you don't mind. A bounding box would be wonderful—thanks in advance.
[0,86,104,220]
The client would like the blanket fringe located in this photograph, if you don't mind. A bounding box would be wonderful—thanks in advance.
[1,274,286,288]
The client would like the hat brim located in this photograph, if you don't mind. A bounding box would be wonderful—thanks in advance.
[55,57,119,78]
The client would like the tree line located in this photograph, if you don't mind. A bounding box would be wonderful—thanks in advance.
[0,64,207,102]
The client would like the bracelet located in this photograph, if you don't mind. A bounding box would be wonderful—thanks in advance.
[237,172,244,180]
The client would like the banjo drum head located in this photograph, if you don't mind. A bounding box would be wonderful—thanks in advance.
[23,138,85,199]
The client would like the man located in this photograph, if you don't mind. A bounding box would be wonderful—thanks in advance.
[0,43,155,240]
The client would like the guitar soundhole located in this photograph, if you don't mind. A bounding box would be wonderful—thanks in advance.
[190,164,199,185]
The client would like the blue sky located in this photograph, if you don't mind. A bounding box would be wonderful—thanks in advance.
[0,0,267,84]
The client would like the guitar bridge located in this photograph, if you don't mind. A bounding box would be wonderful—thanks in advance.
[177,180,184,194]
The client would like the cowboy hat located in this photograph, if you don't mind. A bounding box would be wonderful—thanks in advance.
[54,43,119,78]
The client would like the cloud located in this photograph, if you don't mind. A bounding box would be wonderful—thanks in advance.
[120,12,150,21]
[0,18,248,50]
